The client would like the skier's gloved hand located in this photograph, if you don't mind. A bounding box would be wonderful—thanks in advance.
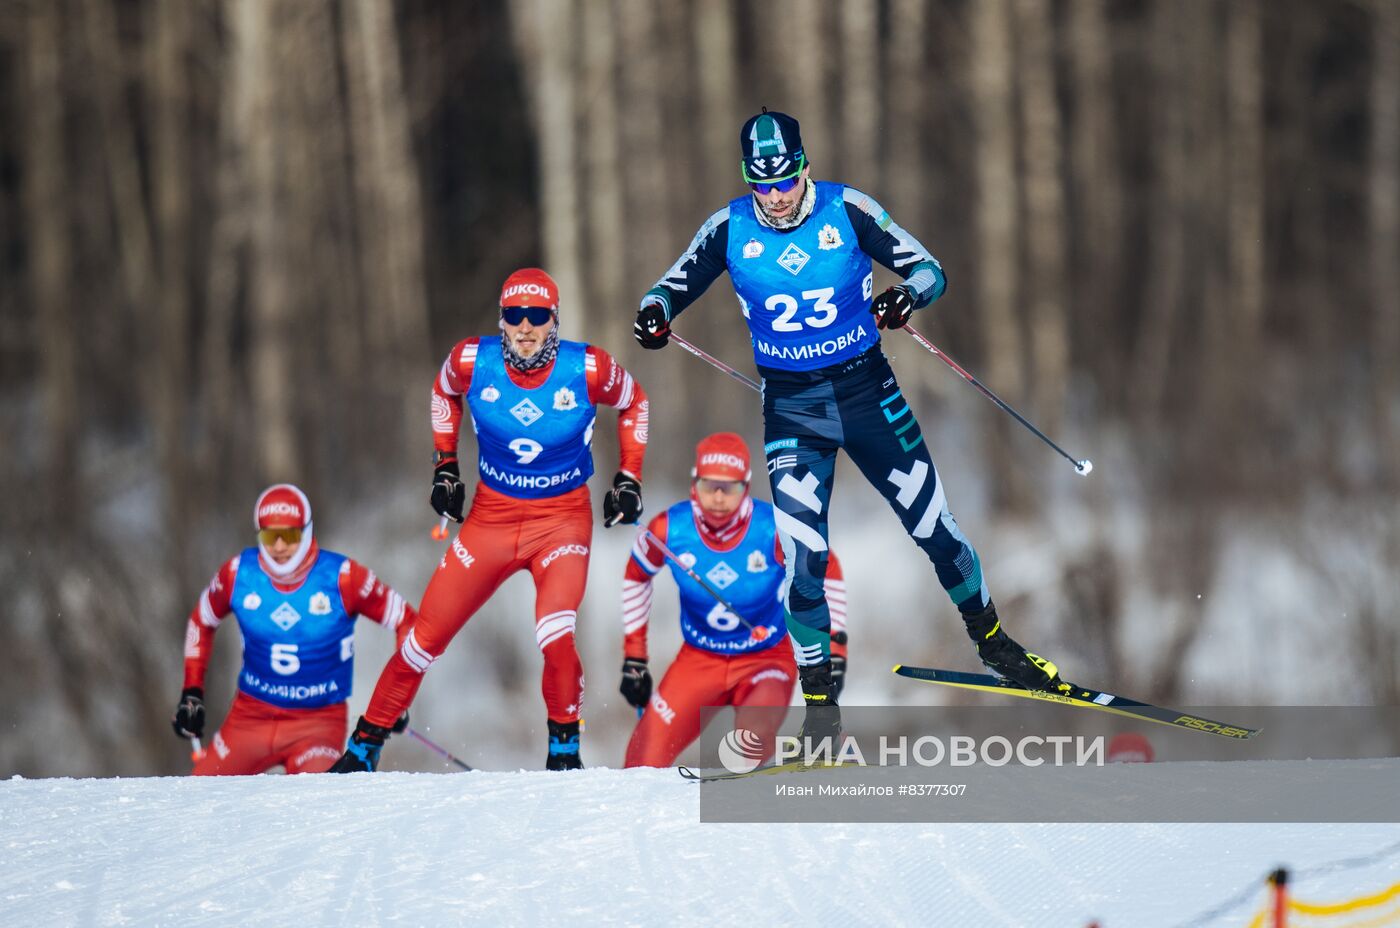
[171,687,205,740]
[830,656,847,701]
[392,711,410,734]
[830,630,848,699]
[633,302,671,350]
[619,658,652,709]
[430,455,466,523]
[603,472,643,527]
[871,284,916,330]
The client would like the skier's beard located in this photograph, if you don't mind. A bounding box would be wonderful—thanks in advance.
[754,176,816,230]
[501,319,560,372]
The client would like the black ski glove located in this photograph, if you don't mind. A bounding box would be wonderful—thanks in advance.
[830,631,848,699]
[603,472,643,527]
[633,302,671,349]
[430,455,466,522]
[620,658,652,709]
[871,284,916,330]
[830,656,847,700]
[392,711,410,734]
[171,687,205,740]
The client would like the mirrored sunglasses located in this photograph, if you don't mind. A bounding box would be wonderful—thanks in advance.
[695,477,747,497]
[501,305,554,326]
[258,526,303,547]
[748,174,802,196]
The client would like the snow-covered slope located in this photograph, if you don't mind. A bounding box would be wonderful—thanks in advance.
[3,764,1397,928]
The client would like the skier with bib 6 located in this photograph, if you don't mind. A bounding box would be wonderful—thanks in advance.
[618,433,849,767]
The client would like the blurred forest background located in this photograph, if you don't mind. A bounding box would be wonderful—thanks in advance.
[2,0,1398,777]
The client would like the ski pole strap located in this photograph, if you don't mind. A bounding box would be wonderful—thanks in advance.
[902,323,1093,476]
[670,332,761,393]
[642,529,769,641]
[407,727,473,771]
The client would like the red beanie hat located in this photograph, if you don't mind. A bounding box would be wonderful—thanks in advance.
[254,483,311,530]
[693,432,752,482]
[253,484,315,579]
[499,267,560,311]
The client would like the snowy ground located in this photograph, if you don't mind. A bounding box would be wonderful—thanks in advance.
[3,764,1398,928]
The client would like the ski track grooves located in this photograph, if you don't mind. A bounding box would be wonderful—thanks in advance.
[2,768,1398,926]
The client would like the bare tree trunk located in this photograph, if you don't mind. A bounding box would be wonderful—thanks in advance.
[201,0,251,493]
[287,0,366,486]
[151,0,193,577]
[82,0,157,317]
[1227,0,1264,347]
[580,0,626,323]
[1068,0,1123,396]
[344,0,433,455]
[887,0,928,223]
[1015,0,1069,436]
[840,0,879,190]
[234,0,300,481]
[1188,3,1231,432]
[970,0,1028,510]
[884,0,947,400]
[276,0,347,499]
[695,0,738,205]
[1133,0,1187,416]
[1370,0,1400,485]
[616,0,669,303]
[692,0,752,380]
[510,0,583,331]
[24,0,77,519]
[785,3,831,171]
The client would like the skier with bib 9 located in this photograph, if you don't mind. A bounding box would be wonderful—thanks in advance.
[331,268,649,773]
[618,433,849,768]
[633,110,1071,741]
[172,483,418,774]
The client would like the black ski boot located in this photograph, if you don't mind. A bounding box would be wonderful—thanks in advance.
[963,602,1072,695]
[546,719,583,771]
[329,716,392,773]
[797,662,843,748]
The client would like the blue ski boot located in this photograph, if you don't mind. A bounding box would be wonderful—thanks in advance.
[329,716,391,773]
[546,719,583,770]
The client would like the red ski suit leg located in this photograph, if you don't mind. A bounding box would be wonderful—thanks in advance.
[361,485,591,729]
[624,637,795,768]
[523,509,590,723]
[193,692,348,775]
[729,637,796,760]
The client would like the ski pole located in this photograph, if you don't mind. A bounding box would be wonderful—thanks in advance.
[902,322,1094,476]
[190,736,205,763]
[670,332,761,393]
[430,515,451,540]
[407,727,473,771]
[642,529,771,642]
